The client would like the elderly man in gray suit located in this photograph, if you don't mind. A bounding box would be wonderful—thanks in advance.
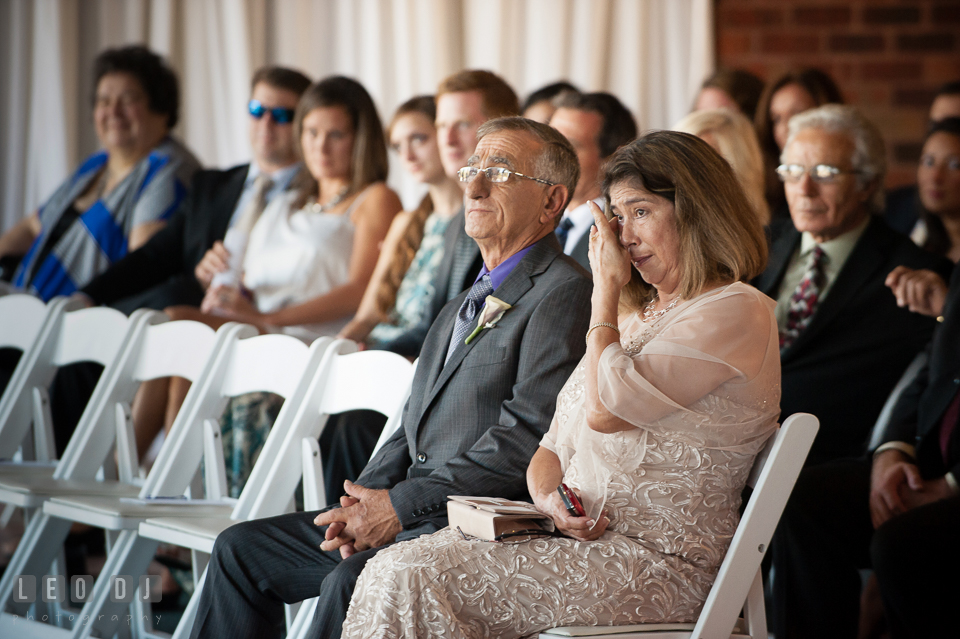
[191,117,593,639]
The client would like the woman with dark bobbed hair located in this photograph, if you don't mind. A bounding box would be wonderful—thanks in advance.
[1,45,200,300]
[754,68,843,219]
[341,130,781,636]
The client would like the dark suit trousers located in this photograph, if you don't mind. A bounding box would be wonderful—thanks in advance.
[871,492,960,638]
[191,510,387,639]
[772,458,960,639]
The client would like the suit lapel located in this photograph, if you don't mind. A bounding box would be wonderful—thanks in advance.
[756,221,799,296]
[416,234,562,425]
[781,217,888,358]
[211,165,250,241]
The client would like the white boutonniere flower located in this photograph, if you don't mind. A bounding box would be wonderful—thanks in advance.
[465,296,512,344]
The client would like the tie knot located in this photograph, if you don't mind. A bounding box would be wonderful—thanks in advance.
[469,275,494,302]
[253,173,274,194]
[810,245,826,264]
[559,217,574,231]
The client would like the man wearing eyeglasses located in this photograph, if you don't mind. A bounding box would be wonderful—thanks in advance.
[755,104,951,472]
[78,66,311,312]
[377,69,520,357]
[765,105,957,639]
[190,118,592,639]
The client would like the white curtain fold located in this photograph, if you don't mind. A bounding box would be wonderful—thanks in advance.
[0,0,713,228]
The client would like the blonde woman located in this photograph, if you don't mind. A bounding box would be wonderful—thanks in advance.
[674,107,770,226]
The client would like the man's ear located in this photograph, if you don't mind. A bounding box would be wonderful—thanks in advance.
[540,184,568,224]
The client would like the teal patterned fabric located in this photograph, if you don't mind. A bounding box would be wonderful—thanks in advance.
[367,211,452,348]
[218,392,285,497]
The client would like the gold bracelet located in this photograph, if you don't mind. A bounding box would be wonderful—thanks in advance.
[585,322,619,343]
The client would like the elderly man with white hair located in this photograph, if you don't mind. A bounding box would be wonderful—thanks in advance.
[767,105,959,639]
[754,104,951,469]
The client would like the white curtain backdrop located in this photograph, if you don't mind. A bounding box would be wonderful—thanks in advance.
[0,0,713,229]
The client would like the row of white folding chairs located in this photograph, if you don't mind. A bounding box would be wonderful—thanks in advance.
[0,293,818,639]
[0,294,416,638]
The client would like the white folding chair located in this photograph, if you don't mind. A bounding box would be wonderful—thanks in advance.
[0,314,244,636]
[139,345,416,639]
[539,413,819,639]
[0,299,129,467]
[0,294,58,477]
[35,332,333,639]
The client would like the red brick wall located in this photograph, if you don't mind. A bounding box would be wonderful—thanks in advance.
[716,0,960,187]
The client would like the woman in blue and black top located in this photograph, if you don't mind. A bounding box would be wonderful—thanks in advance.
[1,45,199,300]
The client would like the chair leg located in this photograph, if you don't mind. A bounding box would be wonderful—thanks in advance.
[169,565,205,639]
[0,513,73,616]
[69,531,158,639]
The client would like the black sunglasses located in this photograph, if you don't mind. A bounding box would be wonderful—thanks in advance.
[248,100,295,124]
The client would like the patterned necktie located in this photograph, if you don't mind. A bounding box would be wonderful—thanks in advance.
[234,174,274,235]
[445,274,494,363]
[780,245,828,350]
[555,217,575,249]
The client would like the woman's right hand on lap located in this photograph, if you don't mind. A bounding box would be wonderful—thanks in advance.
[195,241,231,290]
[534,487,609,542]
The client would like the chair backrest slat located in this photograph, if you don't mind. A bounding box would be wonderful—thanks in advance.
[219,334,311,398]
[131,320,217,383]
[141,330,322,499]
[0,294,47,351]
[238,341,416,521]
[51,307,130,367]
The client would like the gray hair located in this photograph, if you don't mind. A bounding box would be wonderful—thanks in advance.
[476,117,580,211]
[781,104,886,214]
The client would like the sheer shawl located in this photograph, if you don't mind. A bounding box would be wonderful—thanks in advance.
[542,282,781,520]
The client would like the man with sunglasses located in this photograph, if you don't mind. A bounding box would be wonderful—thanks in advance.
[755,104,951,471]
[78,66,311,312]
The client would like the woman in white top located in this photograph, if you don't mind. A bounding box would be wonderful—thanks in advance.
[139,77,400,487]
[197,76,401,337]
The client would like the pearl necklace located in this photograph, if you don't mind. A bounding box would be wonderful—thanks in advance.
[310,187,349,214]
[624,295,682,355]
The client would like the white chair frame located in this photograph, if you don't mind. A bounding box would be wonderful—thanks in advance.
[0,294,58,473]
[139,344,416,639]
[0,314,245,636]
[538,413,819,639]
[31,332,332,639]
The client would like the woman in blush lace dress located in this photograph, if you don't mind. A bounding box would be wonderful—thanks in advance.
[341,130,782,638]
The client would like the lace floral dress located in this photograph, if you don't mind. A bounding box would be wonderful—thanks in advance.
[341,282,781,638]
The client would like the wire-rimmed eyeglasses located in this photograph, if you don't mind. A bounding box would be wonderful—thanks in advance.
[776,163,860,184]
[458,166,556,186]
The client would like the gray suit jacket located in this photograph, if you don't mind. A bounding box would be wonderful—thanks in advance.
[355,233,592,539]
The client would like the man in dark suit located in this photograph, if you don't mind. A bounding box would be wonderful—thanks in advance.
[78,66,311,313]
[772,262,960,638]
[754,104,951,467]
[549,91,637,272]
[190,117,593,639]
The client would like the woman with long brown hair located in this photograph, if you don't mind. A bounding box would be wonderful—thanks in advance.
[338,95,462,348]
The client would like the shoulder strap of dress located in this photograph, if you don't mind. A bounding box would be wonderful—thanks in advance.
[344,183,377,217]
